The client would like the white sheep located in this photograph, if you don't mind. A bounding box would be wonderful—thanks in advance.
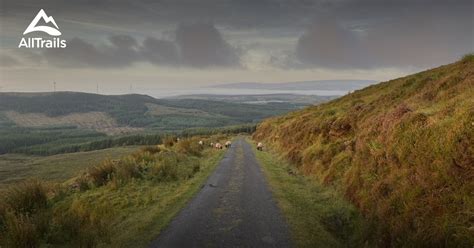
[225,141,232,148]
[257,142,264,151]
[198,140,203,146]
[215,143,223,149]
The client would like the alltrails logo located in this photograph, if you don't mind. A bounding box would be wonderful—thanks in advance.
[18,9,67,48]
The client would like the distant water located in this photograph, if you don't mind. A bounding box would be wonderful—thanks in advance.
[143,88,346,98]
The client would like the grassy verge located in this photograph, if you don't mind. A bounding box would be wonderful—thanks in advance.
[250,140,369,247]
[0,136,227,247]
[74,148,224,247]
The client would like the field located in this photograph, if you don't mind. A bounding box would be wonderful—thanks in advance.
[0,147,139,187]
[0,135,228,247]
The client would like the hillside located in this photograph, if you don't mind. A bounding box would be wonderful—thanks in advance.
[253,56,474,246]
[0,92,317,155]
[0,92,314,130]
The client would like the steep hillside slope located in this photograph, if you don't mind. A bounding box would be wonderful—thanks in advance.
[253,56,473,246]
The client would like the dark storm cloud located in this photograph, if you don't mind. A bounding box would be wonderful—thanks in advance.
[2,0,472,70]
[294,0,473,69]
[43,23,240,68]
[141,37,179,65]
[296,16,363,69]
[175,23,239,67]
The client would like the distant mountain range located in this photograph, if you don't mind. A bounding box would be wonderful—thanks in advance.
[212,80,376,91]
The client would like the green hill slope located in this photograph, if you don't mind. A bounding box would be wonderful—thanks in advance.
[253,56,474,246]
[0,92,303,129]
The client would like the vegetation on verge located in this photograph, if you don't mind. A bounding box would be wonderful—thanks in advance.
[253,56,474,247]
[251,141,369,247]
[0,135,228,247]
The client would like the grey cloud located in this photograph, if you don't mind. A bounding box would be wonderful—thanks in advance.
[296,16,364,69]
[44,36,140,68]
[141,37,179,65]
[175,23,239,67]
[43,23,240,68]
[295,0,473,69]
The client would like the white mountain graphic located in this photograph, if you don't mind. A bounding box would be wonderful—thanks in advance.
[23,9,61,36]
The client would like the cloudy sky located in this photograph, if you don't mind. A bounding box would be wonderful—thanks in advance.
[0,0,472,95]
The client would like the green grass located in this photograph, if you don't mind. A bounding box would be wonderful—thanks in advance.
[253,57,474,246]
[0,136,228,247]
[62,149,225,247]
[250,140,368,247]
[0,147,139,187]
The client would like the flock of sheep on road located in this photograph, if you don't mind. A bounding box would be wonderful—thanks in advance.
[196,140,264,151]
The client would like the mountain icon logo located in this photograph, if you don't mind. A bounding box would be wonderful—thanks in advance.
[23,9,62,36]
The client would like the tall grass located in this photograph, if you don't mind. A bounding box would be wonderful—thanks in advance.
[253,57,474,246]
[0,134,223,247]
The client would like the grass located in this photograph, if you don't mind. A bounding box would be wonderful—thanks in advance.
[62,148,224,247]
[250,140,368,247]
[0,147,139,187]
[253,57,474,246]
[0,135,228,247]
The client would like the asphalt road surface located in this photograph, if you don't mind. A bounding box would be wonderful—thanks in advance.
[150,137,293,248]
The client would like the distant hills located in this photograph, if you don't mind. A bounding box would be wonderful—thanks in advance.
[212,80,376,91]
[253,55,474,246]
[0,92,332,133]
[167,93,336,105]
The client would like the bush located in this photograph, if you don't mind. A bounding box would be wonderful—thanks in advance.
[2,212,40,248]
[163,136,176,148]
[140,145,161,154]
[50,199,111,247]
[151,154,179,181]
[1,180,48,215]
[176,138,203,156]
[112,158,142,185]
[88,159,115,186]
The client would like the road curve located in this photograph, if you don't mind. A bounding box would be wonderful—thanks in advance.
[150,137,293,248]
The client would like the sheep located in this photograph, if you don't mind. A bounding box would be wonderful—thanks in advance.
[257,142,264,151]
[198,140,203,146]
[210,142,214,147]
[225,141,232,148]
[215,143,223,149]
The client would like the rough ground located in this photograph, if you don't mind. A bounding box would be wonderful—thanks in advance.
[150,137,292,248]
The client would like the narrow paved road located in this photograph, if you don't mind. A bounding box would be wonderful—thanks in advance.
[150,137,293,248]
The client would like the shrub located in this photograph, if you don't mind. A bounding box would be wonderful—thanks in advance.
[88,159,115,186]
[140,145,161,154]
[50,199,111,247]
[112,158,141,185]
[131,150,156,165]
[1,180,48,215]
[461,53,474,63]
[151,155,179,181]
[176,138,203,156]
[2,212,40,248]
[72,174,90,192]
[163,136,175,148]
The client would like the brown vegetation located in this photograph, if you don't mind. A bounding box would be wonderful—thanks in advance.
[253,56,474,246]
